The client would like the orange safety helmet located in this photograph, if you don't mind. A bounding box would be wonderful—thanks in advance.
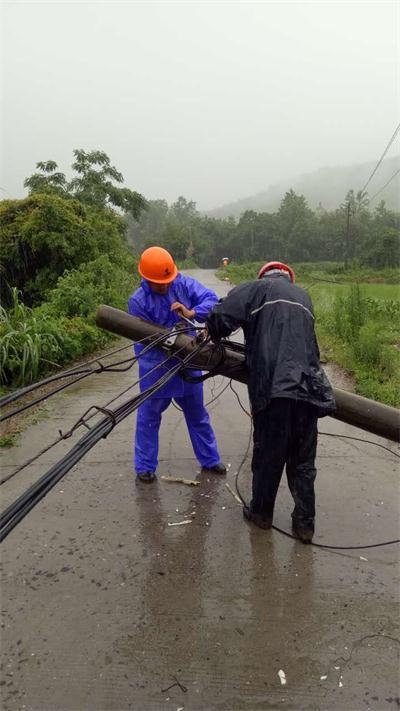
[138,246,178,284]
[258,261,295,283]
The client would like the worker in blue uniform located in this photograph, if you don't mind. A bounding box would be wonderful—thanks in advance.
[128,246,226,483]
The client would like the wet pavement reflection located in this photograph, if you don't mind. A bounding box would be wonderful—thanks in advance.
[1,270,399,710]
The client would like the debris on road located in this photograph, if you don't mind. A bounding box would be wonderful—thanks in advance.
[167,520,192,527]
[225,482,242,505]
[161,475,200,487]
[278,670,287,686]
[161,676,188,693]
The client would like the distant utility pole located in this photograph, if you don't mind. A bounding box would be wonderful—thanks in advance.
[344,201,351,269]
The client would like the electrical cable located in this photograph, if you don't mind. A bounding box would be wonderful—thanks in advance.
[0,326,202,485]
[0,342,205,541]
[318,430,400,459]
[2,329,398,548]
[0,340,140,408]
[369,168,400,203]
[360,122,400,193]
[171,379,231,413]
[229,381,400,549]
[0,322,203,410]
[0,325,199,422]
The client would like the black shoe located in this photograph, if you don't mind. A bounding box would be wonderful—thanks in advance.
[136,471,156,483]
[243,505,272,530]
[202,462,227,476]
[292,520,314,544]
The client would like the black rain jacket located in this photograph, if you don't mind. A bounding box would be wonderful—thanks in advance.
[206,275,336,417]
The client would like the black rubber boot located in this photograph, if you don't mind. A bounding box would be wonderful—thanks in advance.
[202,462,227,476]
[292,519,314,544]
[243,505,273,530]
[136,471,156,483]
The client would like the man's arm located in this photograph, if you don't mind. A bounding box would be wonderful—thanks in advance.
[206,282,253,340]
[128,294,148,321]
[128,293,151,356]
[177,276,219,322]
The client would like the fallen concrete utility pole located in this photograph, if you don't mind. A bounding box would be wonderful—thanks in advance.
[96,305,400,443]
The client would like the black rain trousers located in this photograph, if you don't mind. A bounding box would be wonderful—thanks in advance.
[251,398,318,529]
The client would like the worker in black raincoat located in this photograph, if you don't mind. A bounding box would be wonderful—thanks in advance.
[206,261,335,543]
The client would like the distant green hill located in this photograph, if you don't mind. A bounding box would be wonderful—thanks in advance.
[207,155,400,218]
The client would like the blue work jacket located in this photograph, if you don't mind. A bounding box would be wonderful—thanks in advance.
[128,273,218,398]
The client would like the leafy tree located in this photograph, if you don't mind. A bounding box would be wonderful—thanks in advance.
[24,161,68,197]
[69,149,147,217]
[126,199,169,253]
[24,149,147,219]
[276,190,317,260]
[341,189,372,265]
[123,189,399,269]
[169,196,198,225]
[0,193,128,306]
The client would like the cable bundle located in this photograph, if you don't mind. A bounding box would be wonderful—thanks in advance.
[0,332,205,541]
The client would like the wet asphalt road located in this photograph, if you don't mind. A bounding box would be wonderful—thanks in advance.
[1,270,399,711]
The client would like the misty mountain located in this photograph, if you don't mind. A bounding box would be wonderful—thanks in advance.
[206,156,400,218]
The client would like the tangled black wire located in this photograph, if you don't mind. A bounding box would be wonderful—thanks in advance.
[0,337,206,542]
[1,328,399,550]
[228,381,400,550]
[0,325,200,422]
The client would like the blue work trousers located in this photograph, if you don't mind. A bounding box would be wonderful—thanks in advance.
[134,384,221,473]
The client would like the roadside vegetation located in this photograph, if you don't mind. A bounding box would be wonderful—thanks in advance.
[1,152,399,409]
[0,150,145,392]
[218,262,400,407]
[128,188,399,270]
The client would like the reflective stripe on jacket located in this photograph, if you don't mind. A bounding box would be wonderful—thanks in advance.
[206,275,336,416]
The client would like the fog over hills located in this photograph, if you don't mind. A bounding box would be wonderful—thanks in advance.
[206,156,400,219]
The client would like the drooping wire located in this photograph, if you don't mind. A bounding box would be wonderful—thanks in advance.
[360,122,400,193]
[0,325,200,423]
[228,381,400,549]
[0,326,202,485]
[369,168,400,203]
[171,378,231,413]
[0,342,205,542]
[0,340,137,408]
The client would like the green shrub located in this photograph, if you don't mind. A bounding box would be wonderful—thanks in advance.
[47,255,137,318]
[177,259,199,270]
[0,193,130,306]
[0,288,116,387]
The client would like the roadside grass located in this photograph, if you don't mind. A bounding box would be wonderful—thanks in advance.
[217,262,400,287]
[0,406,49,449]
[0,432,19,448]
[217,262,400,407]
[1,255,139,390]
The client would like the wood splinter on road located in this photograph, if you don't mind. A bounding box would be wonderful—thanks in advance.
[225,483,242,505]
[161,475,200,487]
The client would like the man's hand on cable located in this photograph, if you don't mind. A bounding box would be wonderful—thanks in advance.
[170,302,195,320]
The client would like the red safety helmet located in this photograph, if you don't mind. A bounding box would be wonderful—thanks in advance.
[258,261,295,283]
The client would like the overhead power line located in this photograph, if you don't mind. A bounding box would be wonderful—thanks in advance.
[360,122,400,194]
[369,168,400,203]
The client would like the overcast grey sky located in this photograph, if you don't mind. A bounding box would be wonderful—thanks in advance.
[1,0,399,210]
